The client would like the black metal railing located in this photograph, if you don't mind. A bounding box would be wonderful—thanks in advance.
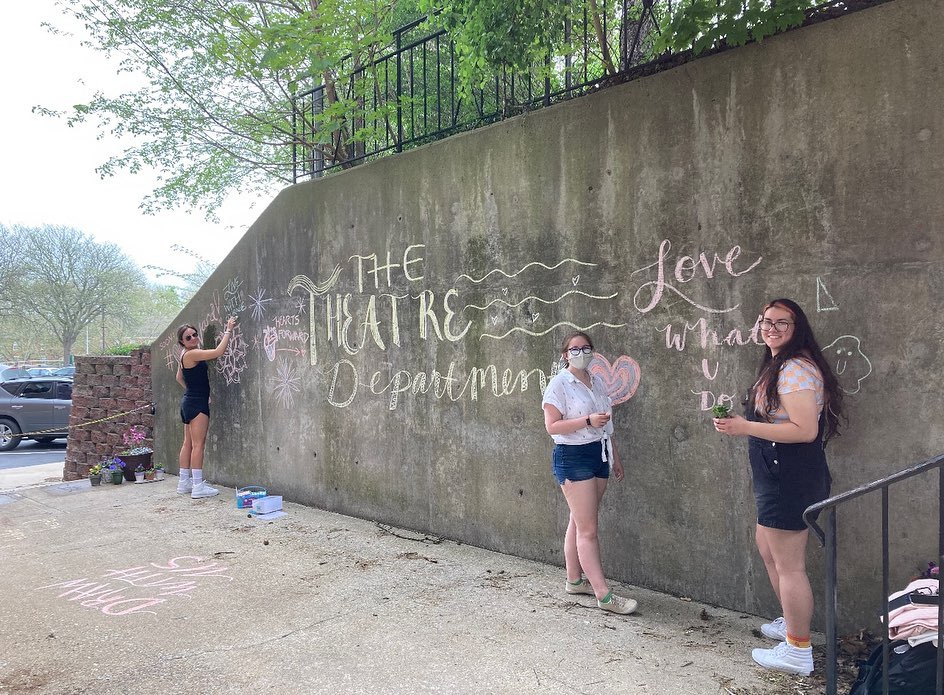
[291,0,886,183]
[804,452,944,695]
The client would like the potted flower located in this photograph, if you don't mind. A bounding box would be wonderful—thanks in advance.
[153,461,165,481]
[134,464,146,483]
[88,462,103,486]
[144,466,156,481]
[102,456,125,485]
[118,425,154,481]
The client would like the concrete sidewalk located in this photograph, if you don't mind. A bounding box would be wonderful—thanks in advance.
[0,474,817,695]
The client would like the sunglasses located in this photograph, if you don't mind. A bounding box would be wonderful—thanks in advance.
[184,333,199,341]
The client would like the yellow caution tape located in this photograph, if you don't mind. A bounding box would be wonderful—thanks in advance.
[5,403,154,441]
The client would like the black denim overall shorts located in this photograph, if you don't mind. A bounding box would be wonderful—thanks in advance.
[747,410,832,531]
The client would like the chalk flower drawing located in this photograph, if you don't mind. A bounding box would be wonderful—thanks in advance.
[216,326,248,385]
[270,358,302,409]
[248,287,274,322]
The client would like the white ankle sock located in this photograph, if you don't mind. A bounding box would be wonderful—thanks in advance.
[179,469,191,482]
[192,469,204,484]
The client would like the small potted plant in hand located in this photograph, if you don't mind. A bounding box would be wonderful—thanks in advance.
[88,462,103,486]
[103,456,125,484]
[134,464,146,483]
[711,403,732,419]
[119,425,154,481]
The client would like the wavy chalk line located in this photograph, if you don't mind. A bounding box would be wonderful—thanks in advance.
[464,290,618,311]
[456,259,597,284]
[480,321,627,340]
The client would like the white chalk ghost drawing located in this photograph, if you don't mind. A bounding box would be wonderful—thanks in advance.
[822,335,872,395]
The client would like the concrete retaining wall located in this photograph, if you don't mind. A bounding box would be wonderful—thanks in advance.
[153,0,944,629]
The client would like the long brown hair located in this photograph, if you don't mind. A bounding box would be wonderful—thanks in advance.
[748,298,845,441]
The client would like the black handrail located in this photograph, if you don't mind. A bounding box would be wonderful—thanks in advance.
[804,452,944,695]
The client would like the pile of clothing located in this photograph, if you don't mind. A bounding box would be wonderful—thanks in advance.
[887,577,941,647]
[850,571,941,695]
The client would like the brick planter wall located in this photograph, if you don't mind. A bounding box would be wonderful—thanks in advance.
[64,348,154,481]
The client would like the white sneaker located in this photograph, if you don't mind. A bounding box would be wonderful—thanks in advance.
[191,481,219,499]
[565,577,595,595]
[751,641,813,676]
[761,616,787,641]
[597,592,638,615]
[176,479,193,495]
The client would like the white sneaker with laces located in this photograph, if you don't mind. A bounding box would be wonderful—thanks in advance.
[761,616,787,641]
[191,481,219,499]
[176,479,193,495]
[565,578,595,595]
[751,641,813,676]
[597,592,638,615]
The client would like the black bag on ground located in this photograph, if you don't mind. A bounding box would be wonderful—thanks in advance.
[848,640,938,695]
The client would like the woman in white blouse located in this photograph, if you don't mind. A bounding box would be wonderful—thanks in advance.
[542,331,636,615]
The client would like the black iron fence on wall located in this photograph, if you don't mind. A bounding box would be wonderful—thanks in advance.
[291,0,889,183]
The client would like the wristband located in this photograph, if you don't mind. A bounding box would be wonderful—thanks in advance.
[585,416,592,427]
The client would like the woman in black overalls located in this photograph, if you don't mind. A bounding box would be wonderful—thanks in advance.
[714,298,844,677]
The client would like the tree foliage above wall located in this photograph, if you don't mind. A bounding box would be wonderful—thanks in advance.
[41,0,833,213]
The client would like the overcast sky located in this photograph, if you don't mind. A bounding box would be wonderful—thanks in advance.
[0,1,277,284]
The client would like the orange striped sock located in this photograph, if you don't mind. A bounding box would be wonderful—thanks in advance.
[786,633,811,649]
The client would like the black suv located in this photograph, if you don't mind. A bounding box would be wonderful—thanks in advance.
[0,377,73,451]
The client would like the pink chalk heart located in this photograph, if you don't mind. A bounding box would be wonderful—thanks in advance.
[589,354,641,405]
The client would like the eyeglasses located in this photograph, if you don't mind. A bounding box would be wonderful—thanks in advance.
[759,319,793,332]
[184,333,199,341]
[567,345,593,356]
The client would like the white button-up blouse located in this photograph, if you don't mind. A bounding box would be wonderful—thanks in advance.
[541,369,614,461]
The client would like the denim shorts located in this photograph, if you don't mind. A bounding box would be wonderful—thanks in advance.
[552,440,609,485]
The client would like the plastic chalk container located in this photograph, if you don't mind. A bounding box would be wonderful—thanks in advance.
[236,485,267,509]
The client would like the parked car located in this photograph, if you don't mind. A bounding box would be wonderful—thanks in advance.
[0,376,73,451]
[27,367,54,377]
[52,366,76,377]
[0,364,31,380]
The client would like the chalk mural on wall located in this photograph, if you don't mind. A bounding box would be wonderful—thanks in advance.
[823,335,873,394]
[626,239,872,409]
[159,281,251,386]
[163,237,872,415]
[629,238,766,411]
[457,258,626,340]
[274,246,642,411]
[36,556,232,617]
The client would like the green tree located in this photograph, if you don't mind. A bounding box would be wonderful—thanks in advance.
[41,0,820,212]
[0,225,146,365]
[40,0,418,216]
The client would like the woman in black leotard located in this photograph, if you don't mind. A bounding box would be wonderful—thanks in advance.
[175,316,237,499]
